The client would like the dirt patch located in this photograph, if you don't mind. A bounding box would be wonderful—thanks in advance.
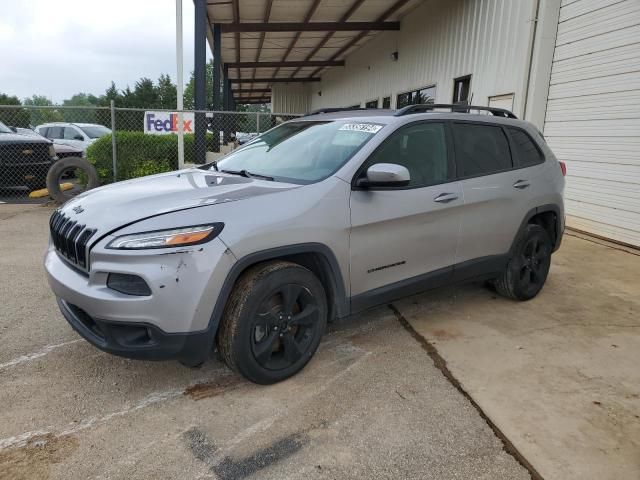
[430,328,463,340]
[184,375,245,401]
[0,434,78,480]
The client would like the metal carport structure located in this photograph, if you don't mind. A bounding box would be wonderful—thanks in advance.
[190,0,421,161]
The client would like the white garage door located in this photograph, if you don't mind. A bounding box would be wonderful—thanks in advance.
[543,0,640,247]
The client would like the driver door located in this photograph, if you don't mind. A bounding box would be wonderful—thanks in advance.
[62,126,87,150]
[349,121,463,305]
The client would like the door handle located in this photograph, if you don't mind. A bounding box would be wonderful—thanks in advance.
[434,192,459,203]
[513,179,530,189]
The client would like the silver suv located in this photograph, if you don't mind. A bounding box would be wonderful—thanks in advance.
[44,104,566,384]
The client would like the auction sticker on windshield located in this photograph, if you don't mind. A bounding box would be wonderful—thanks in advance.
[339,123,383,133]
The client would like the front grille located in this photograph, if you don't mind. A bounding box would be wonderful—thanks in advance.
[2,143,51,164]
[49,210,96,269]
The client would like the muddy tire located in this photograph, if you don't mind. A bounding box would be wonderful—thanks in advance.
[495,224,552,301]
[46,156,100,204]
[217,261,327,384]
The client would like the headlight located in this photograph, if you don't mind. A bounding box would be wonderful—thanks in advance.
[48,145,56,158]
[107,223,224,250]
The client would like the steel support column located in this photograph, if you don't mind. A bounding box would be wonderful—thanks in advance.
[222,64,231,144]
[193,0,207,164]
[211,23,222,152]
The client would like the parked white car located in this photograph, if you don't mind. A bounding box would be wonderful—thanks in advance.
[36,123,111,152]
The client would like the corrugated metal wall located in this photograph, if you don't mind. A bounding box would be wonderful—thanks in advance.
[272,83,312,114]
[544,0,640,247]
[305,0,536,115]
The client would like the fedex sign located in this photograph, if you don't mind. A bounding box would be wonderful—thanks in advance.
[144,111,209,135]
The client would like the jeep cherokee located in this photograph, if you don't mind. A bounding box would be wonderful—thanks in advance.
[44,104,565,384]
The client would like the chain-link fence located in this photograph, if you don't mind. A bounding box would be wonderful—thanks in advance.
[0,104,301,197]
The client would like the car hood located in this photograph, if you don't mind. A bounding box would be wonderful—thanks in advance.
[61,168,300,235]
[0,132,51,144]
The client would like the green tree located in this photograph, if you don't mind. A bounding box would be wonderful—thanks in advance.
[63,93,99,107]
[61,93,99,122]
[183,59,215,110]
[23,95,64,124]
[0,93,30,127]
[102,81,121,106]
[132,78,159,108]
[120,86,136,107]
[157,74,177,109]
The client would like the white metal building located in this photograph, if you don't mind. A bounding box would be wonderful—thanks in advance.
[205,0,640,247]
[543,0,640,247]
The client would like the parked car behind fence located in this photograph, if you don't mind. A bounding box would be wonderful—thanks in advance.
[36,122,111,153]
[0,104,300,192]
[0,121,57,190]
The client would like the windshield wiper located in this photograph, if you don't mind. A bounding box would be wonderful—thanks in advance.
[220,169,274,181]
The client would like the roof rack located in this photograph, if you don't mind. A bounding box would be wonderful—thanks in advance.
[306,106,375,116]
[394,103,518,119]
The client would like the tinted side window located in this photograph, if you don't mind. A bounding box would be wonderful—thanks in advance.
[47,126,64,139]
[452,123,512,177]
[365,122,448,187]
[63,127,81,140]
[507,128,544,167]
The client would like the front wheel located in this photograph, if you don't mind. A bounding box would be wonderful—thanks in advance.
[494,224,552,301]
[217,261,327,384]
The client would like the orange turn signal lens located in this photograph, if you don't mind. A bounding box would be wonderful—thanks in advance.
[165,228,213,246]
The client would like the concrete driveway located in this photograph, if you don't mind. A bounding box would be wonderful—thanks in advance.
[0,204,638,480]
[397,233,640,480]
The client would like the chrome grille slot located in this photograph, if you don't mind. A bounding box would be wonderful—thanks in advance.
[49,211,96,270]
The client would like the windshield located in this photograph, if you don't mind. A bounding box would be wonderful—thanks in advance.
[213,120,383,184]
[0,121,12,134]
[79,125,111,138]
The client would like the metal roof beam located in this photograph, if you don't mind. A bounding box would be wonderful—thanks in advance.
[232,88,272,93]
[234,99,271,104]
[272,0,321,80]
[308,0,412,79]
[253,0,274,91]
[219,21,400,33]
[227,60,344,68]
[230,77,320,83]
[290,0,365,78]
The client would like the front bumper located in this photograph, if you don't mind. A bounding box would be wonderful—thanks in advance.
[0,161,52,187]
[45,236,235,364]
[56,298,210,365]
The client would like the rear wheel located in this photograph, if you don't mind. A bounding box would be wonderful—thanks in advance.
[217,261,327,384]
[495,224,552,301]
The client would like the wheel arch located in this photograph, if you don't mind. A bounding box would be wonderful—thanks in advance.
[510,204,563,255]
[207,243,349,341]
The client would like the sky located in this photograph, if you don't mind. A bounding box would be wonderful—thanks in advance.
[0,0,210,103]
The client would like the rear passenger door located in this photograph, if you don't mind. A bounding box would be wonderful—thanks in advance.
[453,122,538,267]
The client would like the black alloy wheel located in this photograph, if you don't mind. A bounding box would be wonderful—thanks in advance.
[251,283,322,371]
[495,224,552,301]
[218,261,328,384]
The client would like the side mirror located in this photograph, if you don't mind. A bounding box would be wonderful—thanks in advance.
[74,135,84,141]
[355,163,411,188]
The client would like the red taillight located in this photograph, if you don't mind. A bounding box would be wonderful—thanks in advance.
[559,161,567,176]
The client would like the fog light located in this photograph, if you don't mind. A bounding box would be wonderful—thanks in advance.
[107,273,151,296]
